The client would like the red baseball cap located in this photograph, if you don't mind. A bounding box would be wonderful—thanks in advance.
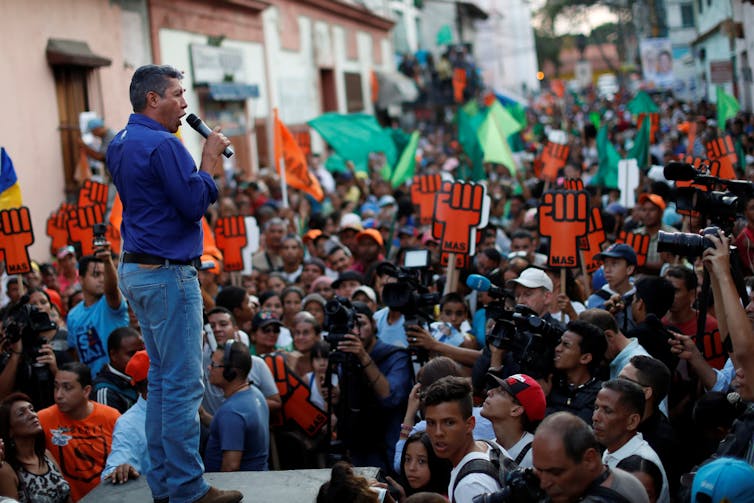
[486,371,546,422]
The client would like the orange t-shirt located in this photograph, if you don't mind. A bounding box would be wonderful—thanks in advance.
[38,402,120,501]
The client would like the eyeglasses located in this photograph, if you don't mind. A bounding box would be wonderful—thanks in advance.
[263,326,281,334]
[209,362,225,369]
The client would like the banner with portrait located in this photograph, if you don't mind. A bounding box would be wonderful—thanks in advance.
[640,38,674,89]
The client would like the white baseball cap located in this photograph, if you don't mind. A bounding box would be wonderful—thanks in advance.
[507,267,553,292]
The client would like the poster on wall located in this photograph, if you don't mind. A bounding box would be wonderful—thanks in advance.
[640,38,674,89]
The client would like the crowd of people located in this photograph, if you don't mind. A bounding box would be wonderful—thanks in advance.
[2,63,754,503]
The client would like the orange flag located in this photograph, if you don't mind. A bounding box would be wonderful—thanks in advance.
[108,193,123,255]
[202,217,216,251]
[273,109,324,202]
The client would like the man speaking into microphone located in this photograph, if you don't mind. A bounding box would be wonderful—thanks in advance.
[107,65,242,503]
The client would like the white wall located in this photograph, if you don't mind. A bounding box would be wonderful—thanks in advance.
[158,28,267,165]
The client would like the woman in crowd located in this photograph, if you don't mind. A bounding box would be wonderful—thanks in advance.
[282,286,305,329]
[393,432,451,499]
[289,312,321,377]
[302,293,327,329]
[0,393,71,502]
[259,291,292,349]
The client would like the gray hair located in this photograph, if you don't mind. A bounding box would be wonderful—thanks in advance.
[130,65,182,112]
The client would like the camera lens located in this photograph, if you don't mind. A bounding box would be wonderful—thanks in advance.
[657,231,710,257]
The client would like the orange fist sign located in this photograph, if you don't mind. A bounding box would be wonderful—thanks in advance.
[432,181,489,256]
[563,178,584,191]
[78,180,109,208]
[411,174,442,226]
[706,136,737,180]
[0,207,35,274]
[46,202,72,255]
[215,216,249,272]
[617,231,650,267]
[539,142,570,181]
[67,204,105,256]
[579,208,607,273]
[539,190,589,267]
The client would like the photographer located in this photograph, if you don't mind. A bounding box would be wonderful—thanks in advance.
[334,301,412,470]
[468,267,563,394]
[704,231,754,400]
[0,293,71,409]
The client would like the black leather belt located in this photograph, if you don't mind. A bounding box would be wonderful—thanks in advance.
[121,252,201,268]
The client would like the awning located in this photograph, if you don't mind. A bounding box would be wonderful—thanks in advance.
[208,82,259,101]
[375,72,418,108]
[46,39,111,68]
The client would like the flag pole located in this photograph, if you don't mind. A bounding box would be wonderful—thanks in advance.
[273,108,290,209]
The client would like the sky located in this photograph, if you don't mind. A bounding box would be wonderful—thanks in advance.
[529,0,619,35]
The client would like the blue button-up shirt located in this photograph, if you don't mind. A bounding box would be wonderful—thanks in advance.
[107,114,218,261]
[102,396,149,480]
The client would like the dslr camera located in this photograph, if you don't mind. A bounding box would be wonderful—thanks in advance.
[473,467,548,503]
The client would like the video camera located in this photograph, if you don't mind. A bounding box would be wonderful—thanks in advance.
[382,250,439,364]
[1,298,58,383]
[473,467,548,503]
[467,274,563,379]
[665,162,754,230]
[323,296,357,355]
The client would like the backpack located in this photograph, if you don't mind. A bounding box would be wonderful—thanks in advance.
[450,440,518,503]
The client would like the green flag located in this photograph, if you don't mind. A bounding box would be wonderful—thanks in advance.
[478,110,517,174]
[591,126,619,188]
[628,117,651,170]
[387,127,411,156]
[503,101,527,129]
[325,152,347,173]
[437,24,453,46]
[390,131,420,188]
[457,104,487,181]
[627,91,659,116]
[717,86,740,129]
[487,101,522,139]
[308,113,397,173]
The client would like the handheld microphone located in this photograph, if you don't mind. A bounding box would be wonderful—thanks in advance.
[466,274,507,299]
[185,113,234,158]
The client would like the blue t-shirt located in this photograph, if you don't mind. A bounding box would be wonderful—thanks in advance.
[67,296,129,375]
[373,307,407,348]
[204,386,269,472]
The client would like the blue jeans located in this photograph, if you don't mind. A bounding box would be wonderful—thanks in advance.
[118,262,209,503]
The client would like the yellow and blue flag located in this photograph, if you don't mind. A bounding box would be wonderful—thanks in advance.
[0,147,22,210]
